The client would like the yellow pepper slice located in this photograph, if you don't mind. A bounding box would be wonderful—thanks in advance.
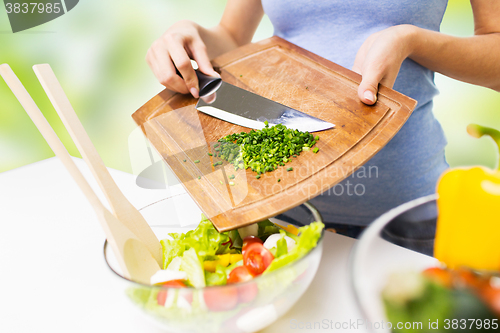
[274,223,300,236]
[203,254,243,272]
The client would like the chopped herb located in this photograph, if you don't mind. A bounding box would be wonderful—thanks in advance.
[277,178,281,182]
[197,176,201,180]
[194,160,200,163]
[219,180,223,184]
[302,147,310,151]
[256,175,261,179]
[229,174,235,180]
[313,147,319,154]
[214,143,219,148]
[287,167,293,172]
[240,74,243,77]
[229,181,235,186]
[208,153,213,156]
[216,123,317,176]
[315,135,319,141]
[183,159,186,162]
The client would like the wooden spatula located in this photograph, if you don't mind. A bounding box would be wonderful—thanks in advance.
[32,64,162,266]
[0,64,160,284]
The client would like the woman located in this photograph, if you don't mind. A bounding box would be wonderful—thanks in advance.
[146,0,500,238]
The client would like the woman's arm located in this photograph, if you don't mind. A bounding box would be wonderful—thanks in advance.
[146,0,264,97]
[354,0,500,105]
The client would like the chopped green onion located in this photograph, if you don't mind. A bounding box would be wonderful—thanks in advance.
[313,147,319,153]
[287,167,293,172]
[229,181,235,186]
[194,160,200,163]
[216,123,317,176]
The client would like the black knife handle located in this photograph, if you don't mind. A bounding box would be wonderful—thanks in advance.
[175,67,221,97]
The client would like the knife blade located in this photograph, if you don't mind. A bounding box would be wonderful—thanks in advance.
[191,70,335,132]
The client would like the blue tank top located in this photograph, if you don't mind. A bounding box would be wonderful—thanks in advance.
[262,0,449,225]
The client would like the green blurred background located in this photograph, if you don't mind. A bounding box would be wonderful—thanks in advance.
[0,0,498,175]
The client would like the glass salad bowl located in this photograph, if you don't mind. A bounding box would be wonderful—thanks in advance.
[350,194,500,333]
[104,195,324,333]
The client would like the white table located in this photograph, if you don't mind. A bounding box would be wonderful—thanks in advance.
[0,157,433,332]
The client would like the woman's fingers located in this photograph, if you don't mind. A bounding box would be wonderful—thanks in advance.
[168,40,200,97]
[156,48,191,94]
[189,40,219,78]
[357,67,382,105]
[353,26,414,105]
[146,20,218,97]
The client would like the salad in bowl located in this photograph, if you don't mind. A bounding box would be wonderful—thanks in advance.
[104,199,324,333]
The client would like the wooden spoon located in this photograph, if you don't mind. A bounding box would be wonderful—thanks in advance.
[0,64,160,284]
[32,64,162,266]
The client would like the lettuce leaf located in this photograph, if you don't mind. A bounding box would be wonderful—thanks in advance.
[160,215,231,268]
[205,264,228,286]
[180,248,205,288]
[257,220,281,241]
[275,231,288,258]
[263,221,324,274]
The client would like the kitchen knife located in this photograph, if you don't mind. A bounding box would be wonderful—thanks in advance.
[188,69,335,132]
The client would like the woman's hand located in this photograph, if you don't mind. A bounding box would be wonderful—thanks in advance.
[146,20,220,98]
[353,25,416,105]
[146,0,264,98]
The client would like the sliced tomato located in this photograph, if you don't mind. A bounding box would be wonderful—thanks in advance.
[227,265,253,284]
[157,290,168,306]
[159,279,187,288]
[242,236,263,255]
[237,283,258,303]
[203,286,238,311]
[243,242,274,276]
[156,279,187,306]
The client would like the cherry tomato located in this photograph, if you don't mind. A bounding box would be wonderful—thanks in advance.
[227,265,253,284]
[203,286,238,311]
[422,267,452,288]
[227,266,258,303]
[243,243,274,276]
[242,236,263,255]
[156,280,187,306]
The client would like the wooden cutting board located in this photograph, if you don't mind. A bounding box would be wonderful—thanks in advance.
[132,36,416,232]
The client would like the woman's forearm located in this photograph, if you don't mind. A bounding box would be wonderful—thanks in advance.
[197,0,264,61]
[409,26,500,91]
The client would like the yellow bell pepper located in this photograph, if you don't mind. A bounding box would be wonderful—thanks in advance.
[434,124,500,271]
[203,254,243,272]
